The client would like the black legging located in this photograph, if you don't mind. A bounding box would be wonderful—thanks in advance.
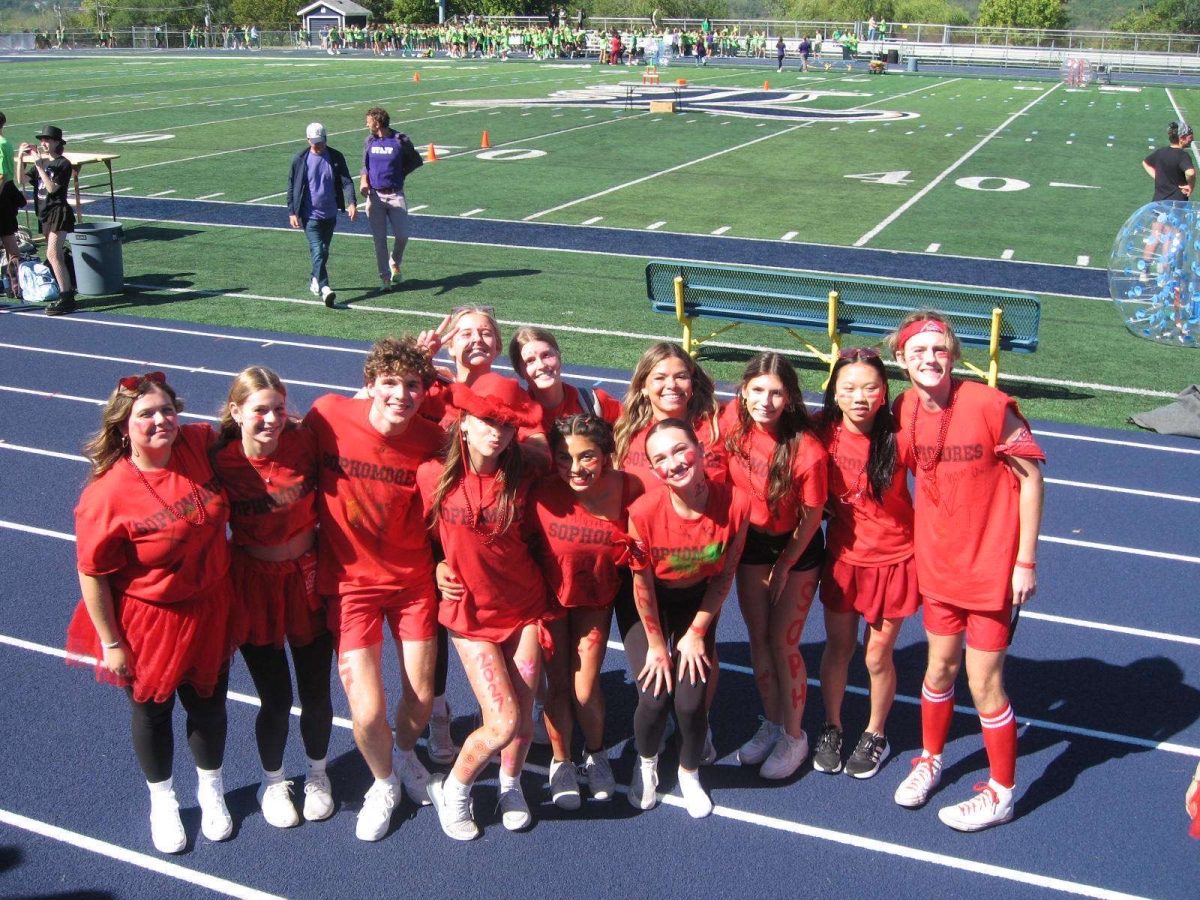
[240,633,334,772]
[128,671,230,784]
[621,581,715,770]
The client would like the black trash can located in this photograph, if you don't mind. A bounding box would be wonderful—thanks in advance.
[887,48,899,64]
[67,221,124,295]
[841,45,852,60]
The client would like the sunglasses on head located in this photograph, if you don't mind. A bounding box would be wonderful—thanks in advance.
[450,305,496,318]
[837,347,881,361]
[118,371,166,392]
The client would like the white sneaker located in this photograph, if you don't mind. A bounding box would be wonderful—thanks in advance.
[309,277,319,296]
[258,780,299,828]
[583,752,615,801]
[355,780,398,842]
[700,726,718,765]
[398,754,432,806]
[531,700,549,745]
[428,772,479,841]
[938,781,1014,832]
[677,767,713,819]
[760,730,809,780]
[320,285,336,307]
[737,718,781,766]
[628,756,659,810]
[498,784,533,831]
[549,759,582,810]
[894,755,943,808]
[303,772,334,822]
[196,776,233,842]
[428,707,459,765]
[149,790,186,854]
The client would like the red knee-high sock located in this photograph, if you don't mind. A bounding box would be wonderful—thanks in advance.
[920,681,955,757]
[979,703,1017,789]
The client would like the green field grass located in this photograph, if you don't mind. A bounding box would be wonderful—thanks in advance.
[3,53,1197,430]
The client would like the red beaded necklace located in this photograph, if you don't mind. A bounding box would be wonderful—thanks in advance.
[461,467,506,545]
[829,424,868,508]
[907,380,958,506]
[126,457,208,527]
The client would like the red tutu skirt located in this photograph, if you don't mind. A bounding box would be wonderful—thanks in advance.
[66,577,237,704]
[820,556,920,627]
[230,547,326,649]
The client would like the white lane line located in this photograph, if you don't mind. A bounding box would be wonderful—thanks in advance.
[524,123,807,221]
[0,633,1174,895]
[582,216,603,225]
[111,186,134,194]
[0,520,74,541]
[1044,477,1200,504]
[144,190,176,197]
[1020,610,1200,647]
[1034,430,1200,455]
[1001,248,1014,260]
[711,226,731,235]
[781,231,798,241]
[408,204,428,212]
[1076,255,1090,266]
[855,82,1061,246]
[194,192,225,200]
[0,809,284,900]
[1040,534,1200,564]
[460,208,485,217]
[646,221,666,230]
[1050,182,1101,189]
[0,441,86,462]
[246,191,286,203]
[850,78,962,108]
[925,242,940,252]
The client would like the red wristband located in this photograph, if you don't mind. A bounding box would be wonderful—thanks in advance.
[1014,560,1037,570]
[688,624,706,637]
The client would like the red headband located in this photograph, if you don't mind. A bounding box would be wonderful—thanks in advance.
[896,319,947,351]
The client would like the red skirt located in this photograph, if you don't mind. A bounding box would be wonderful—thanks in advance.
[820,556,920,627]
[230,547,326,649]
[66,577,237,704]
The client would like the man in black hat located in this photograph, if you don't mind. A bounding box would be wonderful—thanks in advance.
[20,124,75,315]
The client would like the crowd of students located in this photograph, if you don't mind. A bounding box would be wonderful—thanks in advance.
[67,306,1046,852]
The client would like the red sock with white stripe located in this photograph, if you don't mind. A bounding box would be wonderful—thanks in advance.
[921,681,955,757]
[979,703,1017,789]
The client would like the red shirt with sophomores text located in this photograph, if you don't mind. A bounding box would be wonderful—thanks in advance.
[894,381,1028,610]
[621,415,727,493]
[304,394,443,601]
[417,461,548,641]
[537,383,623,432]
[214,426,318,550]
[822,423,913,567]
[720,402,828,534]
[628,480,751,584]
[531,472,640,609]
[75,424,231,603]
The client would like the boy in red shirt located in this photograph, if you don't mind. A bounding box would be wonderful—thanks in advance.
[303,336,442,842]
[889,313,1045,831]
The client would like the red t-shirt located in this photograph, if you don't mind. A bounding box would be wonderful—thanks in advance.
[894,381,1029,610]
[531,472,641,609]
[304,394,443,600]
[720,402,828,533]
[620,415,727,493]
[74,424,231,604]
[537,383,623,432]
[628,480,752,584]
[822,423,913,567]
[417,461,548,641]
[214,426,318,550]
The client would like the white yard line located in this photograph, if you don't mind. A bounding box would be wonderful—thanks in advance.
[855,82,1062,246]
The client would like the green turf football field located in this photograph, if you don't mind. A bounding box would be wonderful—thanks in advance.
[3,53,1198,429]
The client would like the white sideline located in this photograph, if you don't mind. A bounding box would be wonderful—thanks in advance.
[0,634,1164,899]
[0,809,284,899]
[855,82,1062,247]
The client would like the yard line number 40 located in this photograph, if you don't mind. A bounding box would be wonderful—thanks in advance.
[845,171,1032,192]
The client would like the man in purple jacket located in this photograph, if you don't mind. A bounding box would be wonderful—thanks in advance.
[359,107,422,292]
[288,122,357,307]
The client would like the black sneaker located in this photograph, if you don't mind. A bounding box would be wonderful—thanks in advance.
[45,292,77,316]
[845,731,890,779]
[812,723,844,774]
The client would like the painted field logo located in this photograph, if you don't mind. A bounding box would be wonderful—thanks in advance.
[433,84,919,124]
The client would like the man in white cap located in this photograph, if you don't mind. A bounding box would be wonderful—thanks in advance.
[287,122,357,307]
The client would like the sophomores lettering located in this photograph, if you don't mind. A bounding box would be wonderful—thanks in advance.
[132,476,223,535]
[912,442,986,465]
[228,480,313,518]
[322,452,417,486]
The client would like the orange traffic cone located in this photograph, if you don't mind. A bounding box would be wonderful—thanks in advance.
[763,80,770,90]
[413,71,421,82]
[426,143,438,162]
[480,130,491,149]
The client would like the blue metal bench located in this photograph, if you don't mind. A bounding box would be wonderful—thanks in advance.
[645,260,1041,387]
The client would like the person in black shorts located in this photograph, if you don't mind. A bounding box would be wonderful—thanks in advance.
[20,124,76,315]
[1140,121,1195,280]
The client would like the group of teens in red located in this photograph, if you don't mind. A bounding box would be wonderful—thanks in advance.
[66,304,1045,852]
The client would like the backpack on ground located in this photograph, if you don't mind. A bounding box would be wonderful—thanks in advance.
[18,258,59,302]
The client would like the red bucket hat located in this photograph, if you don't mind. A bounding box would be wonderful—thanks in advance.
[450,373,542,430]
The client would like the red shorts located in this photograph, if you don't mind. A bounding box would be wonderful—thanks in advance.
[327,581,437,653]
[820,557,920,627]
[922,596,1013,652]
[230,547,327,650]
[66,577,237,705]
